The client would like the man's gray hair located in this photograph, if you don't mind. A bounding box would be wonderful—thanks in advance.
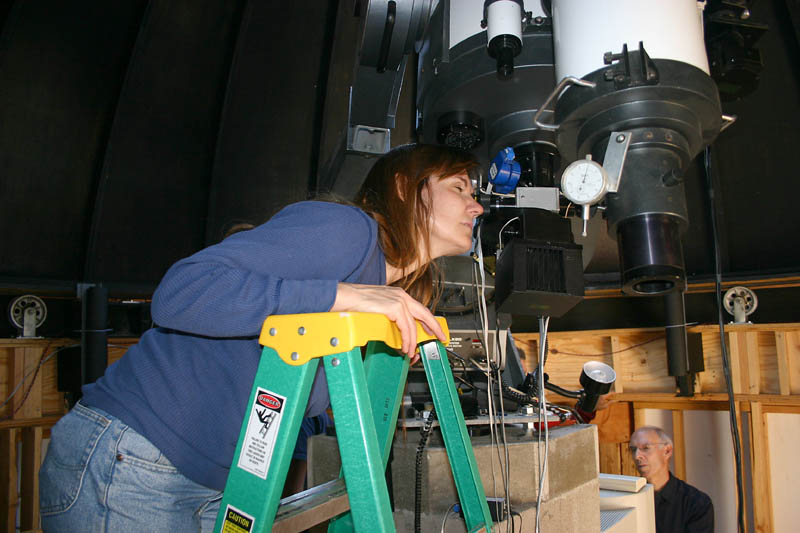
[632,425,673,447]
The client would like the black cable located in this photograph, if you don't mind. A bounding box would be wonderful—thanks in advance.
[500,381,536,406]
[542,379,581,399]
[551,403,586,425]
[449,361,587,427]
[550,333,663,357]
[455,355,470,386]
[452,373,476,391]
[451,346,587,426]
[415,408,436,533]
[704,146,746,533]
[525,335,549,397]
[446,348,489,376]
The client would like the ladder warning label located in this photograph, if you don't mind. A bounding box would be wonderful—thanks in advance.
[222,505,254,533]
[237,387,285,479]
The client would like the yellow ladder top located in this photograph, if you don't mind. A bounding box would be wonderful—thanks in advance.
[258,312,450,366]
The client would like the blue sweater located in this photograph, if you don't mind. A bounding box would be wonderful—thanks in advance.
[82,201,387,490]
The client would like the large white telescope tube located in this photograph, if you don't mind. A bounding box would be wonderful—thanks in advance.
[552,0,709,80]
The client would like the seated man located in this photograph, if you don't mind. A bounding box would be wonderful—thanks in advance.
[629,426,713,533]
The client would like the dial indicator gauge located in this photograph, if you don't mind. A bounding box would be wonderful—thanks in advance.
[560,157,608,205]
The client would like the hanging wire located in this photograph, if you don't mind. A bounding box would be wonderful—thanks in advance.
[550,333,665,356]
[704,145,746,533]
[474,224,500,502]
[493,322,512,532]
[439,502,460,532]
[497,216,520,252]
[474,223,515,524]
[535,316,550,533]
[0,343,80,420]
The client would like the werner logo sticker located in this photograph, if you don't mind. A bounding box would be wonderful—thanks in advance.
[237,387,286,479]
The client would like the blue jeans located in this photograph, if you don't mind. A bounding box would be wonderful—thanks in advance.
[39,402,222,532]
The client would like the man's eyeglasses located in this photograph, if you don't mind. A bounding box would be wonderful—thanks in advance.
[628,442,666,454]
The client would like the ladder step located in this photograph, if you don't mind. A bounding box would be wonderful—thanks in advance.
[273,479,349,533]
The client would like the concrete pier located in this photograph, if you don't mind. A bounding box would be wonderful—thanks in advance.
[308,423,601,532]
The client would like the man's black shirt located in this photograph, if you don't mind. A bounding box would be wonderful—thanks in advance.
[654,472,714,532]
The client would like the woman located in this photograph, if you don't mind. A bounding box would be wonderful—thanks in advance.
[39,143,483,532]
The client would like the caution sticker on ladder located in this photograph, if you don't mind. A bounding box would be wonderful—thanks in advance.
[221,504,254,533]
[237,387,286,479]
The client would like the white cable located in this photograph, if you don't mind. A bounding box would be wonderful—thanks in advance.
[497,216,520,252]
[495,349,512,533]
[440,503,459,533]
[1,371,29,410]
[480,186,515,199]
[487,368,499,501]
[476,227,513,531]
[535,316,550,533]
[474,229,490,369]
[474,229,499,500]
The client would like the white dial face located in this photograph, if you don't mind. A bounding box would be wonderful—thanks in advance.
[561,160,607,205]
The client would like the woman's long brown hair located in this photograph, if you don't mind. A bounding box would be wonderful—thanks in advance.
[354,144,480,309]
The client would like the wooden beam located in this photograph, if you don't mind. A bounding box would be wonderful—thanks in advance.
[749,402,773,533]
[671,410,686,481]
[620,442,639,477]
[11,347,44,419]
[728,332,746,394]
[599,442,622,475]
[593,402,633,444]
[1,429,17,533]
[633,401,731,412]
[633,406,646,430]
[20,426,42,531]
[628,400,800,415]
[775,330,800,395]
[734,402,748,533]
[615,392,800,407]
[584,276,800,299]
[0,415,62,431]
[791,330,800,395]
[775,331,792,395]
[759,405,800,414]
[745,332,761,394]
[610,335,624,393]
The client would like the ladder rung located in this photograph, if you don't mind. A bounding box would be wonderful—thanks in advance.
[272,479,350,533]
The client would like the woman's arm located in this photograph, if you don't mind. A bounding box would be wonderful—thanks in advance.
[331,283,446,356]
[151,202,375,337]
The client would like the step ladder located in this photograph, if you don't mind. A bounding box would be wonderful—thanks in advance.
[214,312,493,533]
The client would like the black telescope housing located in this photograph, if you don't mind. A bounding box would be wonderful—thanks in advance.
[554,43,722,296]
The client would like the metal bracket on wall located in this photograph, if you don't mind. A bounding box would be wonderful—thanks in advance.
[348,125,391,154]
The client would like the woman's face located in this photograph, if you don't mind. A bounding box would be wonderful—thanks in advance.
[422,172,484,259]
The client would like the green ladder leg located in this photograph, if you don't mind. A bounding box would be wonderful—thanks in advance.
[329,339,492,533]
[328,341,409,533]
[214,346,320,533]
[420,340,493,531]
[323,345,396,532]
